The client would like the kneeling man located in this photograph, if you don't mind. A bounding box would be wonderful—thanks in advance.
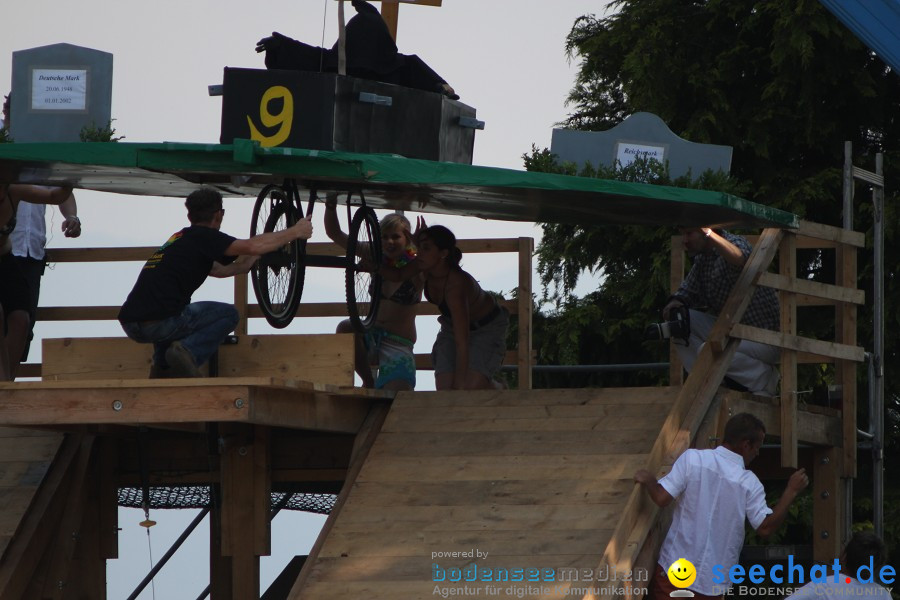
[118,188,312,377]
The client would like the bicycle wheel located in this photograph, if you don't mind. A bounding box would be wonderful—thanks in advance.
[250,185,305,329]
[345,206,382,332]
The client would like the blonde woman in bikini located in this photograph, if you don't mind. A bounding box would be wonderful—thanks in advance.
[325,198,423,390]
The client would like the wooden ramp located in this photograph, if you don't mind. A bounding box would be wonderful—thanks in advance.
[289,387,681,600]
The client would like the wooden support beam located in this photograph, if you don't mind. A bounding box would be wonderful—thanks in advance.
[517,236,534,390]
[35,436,95,599]
[669,235,685,385]
[730,325,865,362]
[720,393,842,447]
[0,379,376,433]
[756,272,865,305]
[0,435,80,599]
[812,446,842,563]
[209,501,234,600]
[97,436,119,559]
[220,424,270,599]
[780,232,799,468]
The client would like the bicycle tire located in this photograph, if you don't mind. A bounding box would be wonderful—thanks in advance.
[345,206,382,332]
[250,185,305,329]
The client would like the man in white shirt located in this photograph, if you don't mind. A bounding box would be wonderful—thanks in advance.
[3,94,82,365]
[634,413,809,599]
[10,198,81,362]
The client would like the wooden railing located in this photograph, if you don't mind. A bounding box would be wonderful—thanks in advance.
[21,237,535,389]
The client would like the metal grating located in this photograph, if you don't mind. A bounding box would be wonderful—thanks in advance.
[118,486,336,515]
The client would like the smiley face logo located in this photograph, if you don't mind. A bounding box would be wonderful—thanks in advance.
[667,558,697,589]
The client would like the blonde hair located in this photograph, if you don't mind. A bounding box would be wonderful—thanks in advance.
[380,213,413,245]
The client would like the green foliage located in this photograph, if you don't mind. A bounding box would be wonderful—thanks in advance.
[531,0,900,409]
[0,127,11,144]
[79,120,124,142]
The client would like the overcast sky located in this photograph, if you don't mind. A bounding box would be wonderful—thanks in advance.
[3,0,610,596]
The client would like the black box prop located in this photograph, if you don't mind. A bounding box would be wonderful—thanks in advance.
[220,68,477,164]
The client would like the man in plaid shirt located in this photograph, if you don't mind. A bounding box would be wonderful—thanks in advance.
[663,227,780,395]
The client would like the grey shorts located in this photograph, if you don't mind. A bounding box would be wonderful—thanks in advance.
[432,306,509,379]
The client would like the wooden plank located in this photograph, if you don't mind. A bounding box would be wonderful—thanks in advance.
[41,334,353,386]
[308,553,603,581]
[0,384,252,425]
[720,393,842,447]
[249,388,371,433]
[42,239,523,264]
[780,232,798,468]
[796,220,866,248]
[0,383,376,432]
[386,399,676,421]
[812,446,842,564]
[518,236,534,390]
[367,430,657,458]
[730,324,865,362]
[392,387,680,408]
[756,272,864,305]
[319,528,613,559]
[380,413,668,434]
[357,454,647,483]
[343,479,632,507]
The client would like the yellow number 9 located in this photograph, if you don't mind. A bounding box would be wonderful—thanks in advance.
[247,86,293,147]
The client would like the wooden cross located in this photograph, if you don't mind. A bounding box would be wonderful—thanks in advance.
[337,0,442,42]
[336,0,441,74]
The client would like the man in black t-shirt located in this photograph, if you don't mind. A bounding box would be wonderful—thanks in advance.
[119,188,312,378]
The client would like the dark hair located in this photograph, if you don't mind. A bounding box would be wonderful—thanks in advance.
[723,413,766,445]
[185,188,223,224]
[843,531,887,574]
[420,225,462,267]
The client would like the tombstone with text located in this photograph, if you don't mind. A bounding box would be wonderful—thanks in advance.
[550,112,732,179]
[9,43,113,143]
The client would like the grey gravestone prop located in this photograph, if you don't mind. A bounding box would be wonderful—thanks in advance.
[10,43,113,142]
[550,112,732,178]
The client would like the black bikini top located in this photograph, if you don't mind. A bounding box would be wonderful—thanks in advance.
[383,279,420,306]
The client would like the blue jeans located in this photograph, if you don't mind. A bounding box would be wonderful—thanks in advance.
[121,301,239,368]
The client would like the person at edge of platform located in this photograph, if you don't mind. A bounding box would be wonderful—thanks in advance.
[118,188,313,378]
[785,531,892,599]
[324,195,422,390]
[634,412,809,600]
[3,92,83,371]
[663,226,781,396]
[255,0,458,99]
[0,182,74,381]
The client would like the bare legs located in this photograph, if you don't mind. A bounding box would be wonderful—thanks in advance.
[336,319,375,388]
